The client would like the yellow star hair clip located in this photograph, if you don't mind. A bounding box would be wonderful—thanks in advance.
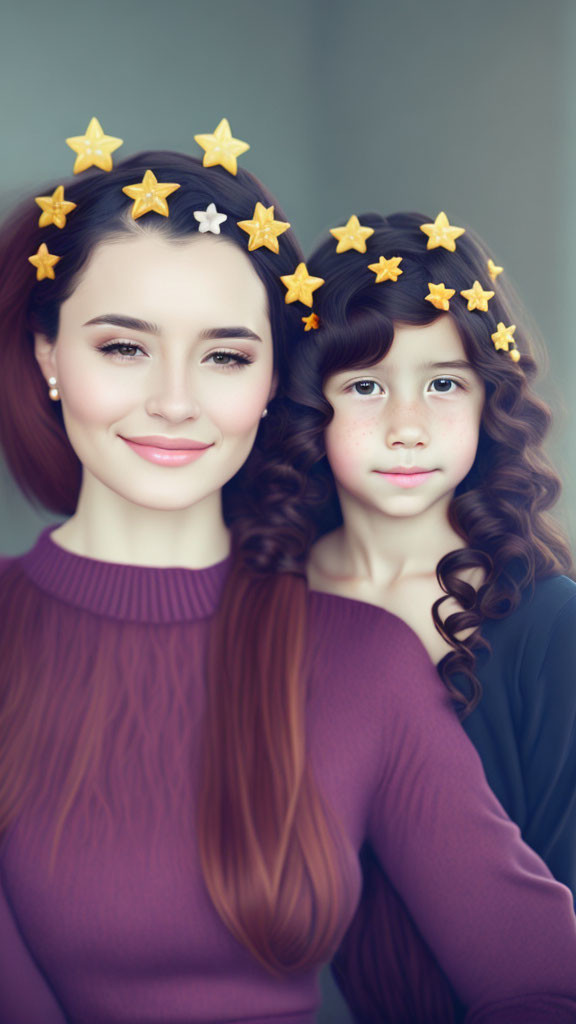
[28,243,61,280]
[302,313,320,331]
[122,170,181,220]
[425,282,455,311]
[280,263,324,307]
[66,117,123,174]
[487,258,503,282]
[330,215,374,254]
[237,202,291,253]
[368,255,403,283]
[491,322,516,352]
[194,118,250,177]
[420,212,465,252]
[460,280,494,312]
[34,186,77,229]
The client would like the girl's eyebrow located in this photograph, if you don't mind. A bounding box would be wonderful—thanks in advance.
[82,314,262,343]
[419,360,474,371]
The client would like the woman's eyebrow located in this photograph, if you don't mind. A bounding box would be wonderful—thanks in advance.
[82,317,262,343]
[83,314,160,334]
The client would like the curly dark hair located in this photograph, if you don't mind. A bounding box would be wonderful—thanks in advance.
[284,211,574,716]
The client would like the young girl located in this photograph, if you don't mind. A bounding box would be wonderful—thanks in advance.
[1,142,576,1024]
[288,210,576,1021]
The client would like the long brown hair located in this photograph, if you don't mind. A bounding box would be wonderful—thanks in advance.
[0,153,353,974]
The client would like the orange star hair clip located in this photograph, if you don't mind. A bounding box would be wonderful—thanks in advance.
[280,263,324,307]
[368,255,403,283]
[425,282,455,311]
[34,186,77,229]
[420,211,465,252]
[66,117,123,174]
[302,313,320,331]
[194,118,250,177]
[28,243,61,280]
[330,215,374,254]
[237,202,290,253]
[122,170,181,220]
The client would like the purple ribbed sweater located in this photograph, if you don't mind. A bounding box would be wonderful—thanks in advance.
[0,525,575,1024]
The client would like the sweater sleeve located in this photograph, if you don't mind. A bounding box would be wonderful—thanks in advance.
[0,867,68,1022]
[520,592,576,896]
[364,615,576,1024]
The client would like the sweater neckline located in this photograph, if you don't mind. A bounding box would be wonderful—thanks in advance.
[19,525,232,624]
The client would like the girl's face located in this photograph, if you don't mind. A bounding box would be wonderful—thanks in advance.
[35,233,275,513]
[322,317,485,521]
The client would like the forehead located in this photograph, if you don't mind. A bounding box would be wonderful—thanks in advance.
[385,317,466,368]
[60,233,269,329]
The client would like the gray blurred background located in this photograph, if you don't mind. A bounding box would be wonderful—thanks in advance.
[1,0,574,1017]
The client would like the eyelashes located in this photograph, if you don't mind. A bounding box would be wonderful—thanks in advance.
[346,376,465,397]
[97,342,254,369]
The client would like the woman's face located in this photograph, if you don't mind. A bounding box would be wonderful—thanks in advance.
[322,316,485,521]
[35,233,275,512]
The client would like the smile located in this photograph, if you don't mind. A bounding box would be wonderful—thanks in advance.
[120,437,214,467]
[374,470,437,488]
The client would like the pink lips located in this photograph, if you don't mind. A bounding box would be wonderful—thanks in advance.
[374,468,437,488]
[120,435,213,467]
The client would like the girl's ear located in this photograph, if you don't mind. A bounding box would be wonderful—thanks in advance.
[34,334,57,385]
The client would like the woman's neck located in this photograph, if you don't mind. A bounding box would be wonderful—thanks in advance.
[52,475,231,569]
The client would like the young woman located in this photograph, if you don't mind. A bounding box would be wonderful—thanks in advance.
[1,148,576,1024]
[287,210,576,1021]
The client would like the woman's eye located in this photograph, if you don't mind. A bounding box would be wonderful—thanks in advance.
[429,377,461,394]
[351,380,383,396]
[99,341,145,360]
[204,350,253,369]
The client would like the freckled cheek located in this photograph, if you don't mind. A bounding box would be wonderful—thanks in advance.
[436,409,481,473]
[325,411,379,480]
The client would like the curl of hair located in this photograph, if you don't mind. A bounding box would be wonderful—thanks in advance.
[287,210,574,718]
[0,153,354,974]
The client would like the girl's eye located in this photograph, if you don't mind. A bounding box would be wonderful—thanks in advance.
[99,341,145,360]
[429,377,462,394]
[203,350,253,369]
[351,380,383,397]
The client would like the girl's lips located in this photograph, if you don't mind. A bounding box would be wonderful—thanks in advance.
[374,469,437,488]
[121,437,213,466]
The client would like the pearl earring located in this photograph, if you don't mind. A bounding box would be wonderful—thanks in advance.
[261,408,268,418]
[48,376,60,401]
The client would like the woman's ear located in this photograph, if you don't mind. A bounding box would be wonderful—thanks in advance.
[34,334,57,385]
[268,371,279,403]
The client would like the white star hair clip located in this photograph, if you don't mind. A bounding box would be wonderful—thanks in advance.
[194,202,228,235]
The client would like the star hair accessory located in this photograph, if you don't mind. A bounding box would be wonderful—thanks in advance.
[460,280,494,312]
[66,117,123,174]
[194,118,250,176]
[487,258,503,282]
[368,255,403,283]
[280,263,324,307]
[330,215,374,254]
[425,282,455,311]
[34,186,77,229]
[237,202,290,253]
[491,321,519,362]
[122,170,181,220]
[302,313,320,331]
[28,243,61,280]
[48,376,60,401]
[194,203,228,234]
[420,211,465,252]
